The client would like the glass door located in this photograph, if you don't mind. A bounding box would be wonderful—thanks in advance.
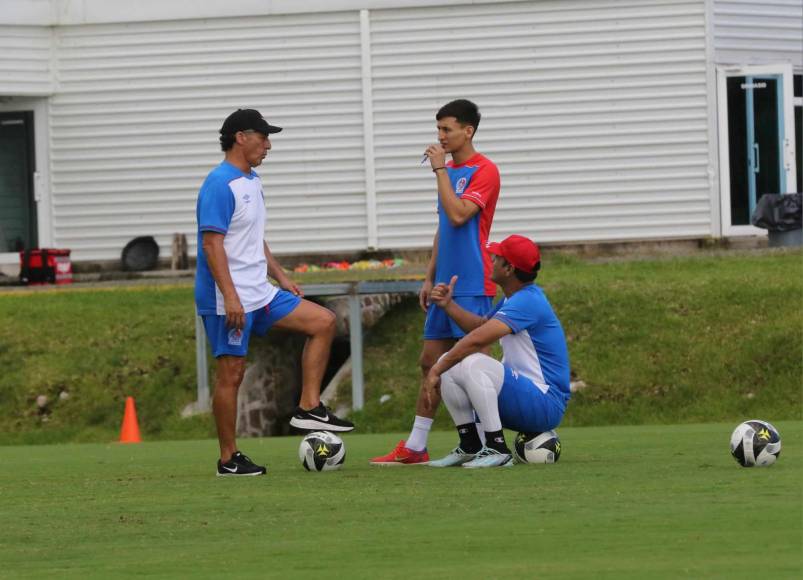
[0,112,37,252]
[718,66,797,235]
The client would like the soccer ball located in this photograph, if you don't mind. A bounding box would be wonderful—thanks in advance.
[298,431,346,472]
[514,430,561,464]
[730,420,781,467]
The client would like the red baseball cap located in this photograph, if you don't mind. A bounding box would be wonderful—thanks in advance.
[486,235,541,273]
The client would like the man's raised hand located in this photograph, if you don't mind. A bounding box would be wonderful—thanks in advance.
[430,275,458,308]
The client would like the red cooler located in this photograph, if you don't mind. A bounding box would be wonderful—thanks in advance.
[19,249,73,285]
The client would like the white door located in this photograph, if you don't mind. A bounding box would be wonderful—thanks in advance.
[717,65,797,236]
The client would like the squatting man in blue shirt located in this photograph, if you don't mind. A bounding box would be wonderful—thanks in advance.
[423,235,571,468]
[195,109,354,477]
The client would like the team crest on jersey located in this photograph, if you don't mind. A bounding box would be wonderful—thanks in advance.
[242,193,251,203]
[455,177,467,194]
[228,328,243,346]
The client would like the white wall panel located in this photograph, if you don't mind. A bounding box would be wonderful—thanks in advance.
[0,25,52,95]
[50,13,366,260]
[713,0,803,66]
[6,0,730,260]
[370,0,712,247]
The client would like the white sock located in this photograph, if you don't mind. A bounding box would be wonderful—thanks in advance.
[406,416,434,451]
[476,419,486,444]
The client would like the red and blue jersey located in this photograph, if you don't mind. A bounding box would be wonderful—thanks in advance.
[436,153,500,297]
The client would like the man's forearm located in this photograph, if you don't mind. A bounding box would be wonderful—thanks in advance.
[436,171,477,226]
[432,331,487,376]
[426,254,437,283]
[204,236,238,301]
[431,319,510,377]
[426,232,439,282]
[443,300,485,333]
[263,242,289,284]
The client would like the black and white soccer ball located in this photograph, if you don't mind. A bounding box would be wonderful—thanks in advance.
[514,430,561,464]
[730,420,781,467]
[298,431,346,472]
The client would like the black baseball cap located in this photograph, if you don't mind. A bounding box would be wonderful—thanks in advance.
[220,109,282,136]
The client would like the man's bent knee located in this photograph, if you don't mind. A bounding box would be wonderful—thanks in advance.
[461,352,494,368]
[419,342,452,372]
[419,351,436,373]
[445,353,498,384]
[309,305,336,336]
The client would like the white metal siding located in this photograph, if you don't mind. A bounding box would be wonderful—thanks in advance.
[7,0,725,259]
[50,13,366,260]
[0,25,52,95]
[713,0,803,66]
[371,0,712,248]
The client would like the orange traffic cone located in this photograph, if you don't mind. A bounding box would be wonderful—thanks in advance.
[119,396,142,443]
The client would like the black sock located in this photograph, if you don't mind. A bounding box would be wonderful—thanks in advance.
[485,430,510,454]
[456,423,483,453]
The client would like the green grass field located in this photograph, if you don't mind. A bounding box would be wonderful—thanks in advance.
[2,423,800,579]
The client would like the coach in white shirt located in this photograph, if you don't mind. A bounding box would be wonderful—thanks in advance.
[195,109,354,477]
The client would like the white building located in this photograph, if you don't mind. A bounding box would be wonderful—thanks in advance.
[0,0,801,263]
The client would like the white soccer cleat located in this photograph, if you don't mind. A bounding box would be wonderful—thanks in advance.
[462,446,514,468]
[428,447,477,467]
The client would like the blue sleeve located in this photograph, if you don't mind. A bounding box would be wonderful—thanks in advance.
[198,178,235,234]
[487,298,505,319]
[492,292,539,333]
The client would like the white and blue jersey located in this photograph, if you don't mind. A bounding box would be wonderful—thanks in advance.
[490,284,571,401]
[194,161,278,316]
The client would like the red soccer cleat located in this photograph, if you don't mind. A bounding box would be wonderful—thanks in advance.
[370,440,430,465]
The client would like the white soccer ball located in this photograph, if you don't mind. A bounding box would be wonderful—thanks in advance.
[730,420,781,467]
[513,430,561,464]
[298,431,346,472]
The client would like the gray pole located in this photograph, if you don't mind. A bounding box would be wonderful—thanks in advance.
[348,293,364,410]
[194,314,210,412]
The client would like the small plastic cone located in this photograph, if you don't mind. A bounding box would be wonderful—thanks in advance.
[119,396,142,443]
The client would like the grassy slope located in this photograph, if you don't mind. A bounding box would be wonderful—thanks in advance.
[347,250,803,431]
[0,286,214,444]
[0,423,800,579]
[0,250,800,444]
[552,253,803,426]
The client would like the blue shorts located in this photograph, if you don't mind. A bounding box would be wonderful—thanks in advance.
[423,296,493,340]
[497,366,569,433]
[202,290,301,358]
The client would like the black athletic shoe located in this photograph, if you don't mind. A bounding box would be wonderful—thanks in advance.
[289,403,355,432]
[216,451,267,477]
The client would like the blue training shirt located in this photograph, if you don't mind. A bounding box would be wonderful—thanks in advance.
[489,284,571,398]
[194,161,277,315]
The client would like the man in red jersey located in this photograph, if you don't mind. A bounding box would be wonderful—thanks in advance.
[371,99,501,465]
